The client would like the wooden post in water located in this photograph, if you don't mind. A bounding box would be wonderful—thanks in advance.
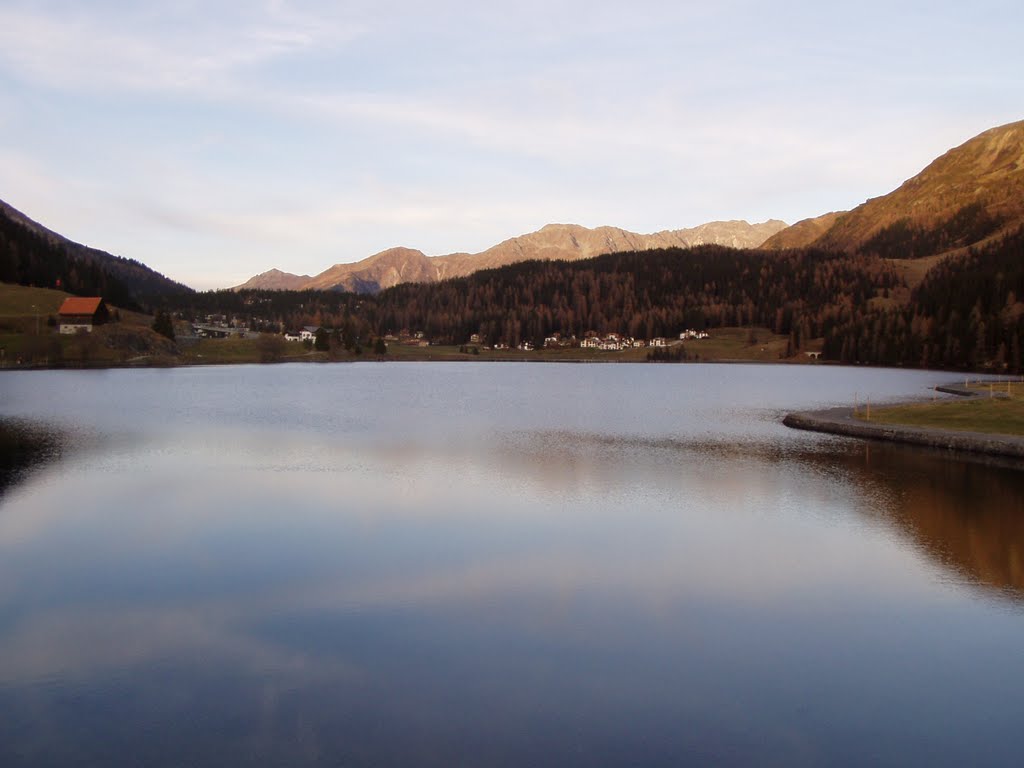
[990,383,994,399]
[866,398,870,421]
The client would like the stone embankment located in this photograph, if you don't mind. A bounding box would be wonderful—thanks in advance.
[783,384,1024,460]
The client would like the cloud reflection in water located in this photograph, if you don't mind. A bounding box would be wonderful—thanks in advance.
[2,364,1024,765]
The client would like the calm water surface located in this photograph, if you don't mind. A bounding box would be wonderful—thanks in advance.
[0,363,1022,766]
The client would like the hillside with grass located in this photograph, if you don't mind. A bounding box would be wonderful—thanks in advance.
[0,283,175,367]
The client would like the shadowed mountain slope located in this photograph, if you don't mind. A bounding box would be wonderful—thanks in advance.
[0,198,191,307]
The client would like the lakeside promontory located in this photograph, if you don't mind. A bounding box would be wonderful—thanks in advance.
[784,382,1024,460]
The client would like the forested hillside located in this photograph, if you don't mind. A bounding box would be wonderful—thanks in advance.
[371,246,898,349]
[0,199,191,309]
[183,245,901,354]
[823,227,1024,369]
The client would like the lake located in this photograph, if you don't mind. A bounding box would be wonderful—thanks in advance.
[1,363,1022,766]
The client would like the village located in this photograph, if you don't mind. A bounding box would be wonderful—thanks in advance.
[23,295,718,352]
[5,286,799,369]
[192,314,713,353]
[33,297,726,356]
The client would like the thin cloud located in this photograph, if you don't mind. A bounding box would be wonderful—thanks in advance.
[0,3,362,94]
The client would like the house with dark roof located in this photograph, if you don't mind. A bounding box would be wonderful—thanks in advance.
[57,297,109,334]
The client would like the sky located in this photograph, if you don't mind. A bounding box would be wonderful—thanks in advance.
[0,1,1022,290]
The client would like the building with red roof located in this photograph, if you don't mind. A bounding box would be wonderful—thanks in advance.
[57,297,109,334]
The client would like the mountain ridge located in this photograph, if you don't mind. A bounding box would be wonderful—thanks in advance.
[234,219,788,293]
[239,268,312,291]
[764,119,1024,256]
[761,212,845,250]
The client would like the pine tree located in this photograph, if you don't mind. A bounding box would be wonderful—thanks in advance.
[152,310,175,341]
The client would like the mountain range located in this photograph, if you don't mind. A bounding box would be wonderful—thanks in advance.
[2,118,1022,312]
[238,120,1024,295]
[235,219,789,293]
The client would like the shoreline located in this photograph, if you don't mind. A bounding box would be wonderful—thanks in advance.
[0,355,820,371]
[783,384,1024,460]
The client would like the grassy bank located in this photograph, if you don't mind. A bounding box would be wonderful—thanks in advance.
[858,382,1024,437]
[0,283,165,367]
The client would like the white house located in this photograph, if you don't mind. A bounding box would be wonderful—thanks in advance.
[680,329,710,340]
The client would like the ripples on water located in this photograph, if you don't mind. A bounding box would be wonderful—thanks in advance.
[0,364,1023,766]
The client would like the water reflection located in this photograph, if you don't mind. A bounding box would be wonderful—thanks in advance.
[820,443,1024,598]
[2,366,1024,766]
[0,419,64,498]
[4,424,1021,687]
[518,430,1024,603]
